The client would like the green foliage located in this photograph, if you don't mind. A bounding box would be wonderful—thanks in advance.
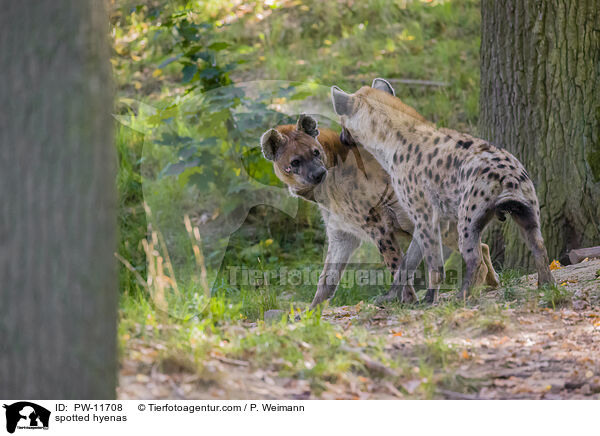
[116,125,147,296]
[157,11,235,92]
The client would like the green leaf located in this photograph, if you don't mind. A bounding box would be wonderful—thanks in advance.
[158,54,183,69]
[182,64,198,83]
[208,41,231,51]
[198,67,220,79]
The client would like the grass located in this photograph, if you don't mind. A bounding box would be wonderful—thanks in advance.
[224,0,481,131]
[498,267,526,303]
[539,283,571,310]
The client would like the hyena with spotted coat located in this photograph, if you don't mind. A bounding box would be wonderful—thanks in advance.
[331,79,554,303]
[260,115,499,308]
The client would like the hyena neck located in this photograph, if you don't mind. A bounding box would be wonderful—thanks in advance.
[319,128,368,177]
[362,115,436,172]
[292,187,317,202]
[318,128,352,169]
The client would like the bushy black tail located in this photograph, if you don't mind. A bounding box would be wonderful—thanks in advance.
[494,192,535,226]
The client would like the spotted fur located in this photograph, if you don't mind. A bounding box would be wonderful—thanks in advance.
[331,79,554,302]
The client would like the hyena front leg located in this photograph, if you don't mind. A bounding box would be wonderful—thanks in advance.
[377,236,421,305]
[419,221,445,304]
[309,229,361,310]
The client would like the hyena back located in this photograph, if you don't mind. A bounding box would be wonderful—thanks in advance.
[331,79,554,302]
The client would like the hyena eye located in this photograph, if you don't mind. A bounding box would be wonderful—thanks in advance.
[313,149,320,157]
[290,159,300,168]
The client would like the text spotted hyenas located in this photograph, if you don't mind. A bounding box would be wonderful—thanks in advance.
[331,79,554,303]
[260,115,499,308]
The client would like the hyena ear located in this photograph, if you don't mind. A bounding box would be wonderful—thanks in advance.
[296,114,319,138]
[331,86,355,116]
[372,78,395,96]
[260,128,286,161]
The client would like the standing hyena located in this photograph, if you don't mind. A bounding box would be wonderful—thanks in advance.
[260,115,499,309]
[331,79,554,303]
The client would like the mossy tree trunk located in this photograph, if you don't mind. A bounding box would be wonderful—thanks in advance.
[0,1,117,398]
[479,0,600,269]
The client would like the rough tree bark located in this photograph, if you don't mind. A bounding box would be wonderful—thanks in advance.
[0,1,117,398]
[479,0,600,269]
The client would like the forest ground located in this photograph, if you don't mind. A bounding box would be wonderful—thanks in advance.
[118,258,600,400]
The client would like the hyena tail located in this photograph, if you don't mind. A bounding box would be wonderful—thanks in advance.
[493,185,555,286]
[493,190,534,224]
[495,177,537,225]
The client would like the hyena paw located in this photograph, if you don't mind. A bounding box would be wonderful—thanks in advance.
[486,272,500,288]
[424,288,438,304]
[375,287,401,306]
[400,285,419,304]
[455,288,468,302]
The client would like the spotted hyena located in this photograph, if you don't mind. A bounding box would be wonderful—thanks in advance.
[260,114,499,308]
[331,79,554,303]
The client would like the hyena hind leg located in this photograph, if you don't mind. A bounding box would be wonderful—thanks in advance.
[499,200,555,286]
[481,243,500,287]
[515,219,555,287]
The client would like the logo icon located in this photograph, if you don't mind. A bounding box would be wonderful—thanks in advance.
[3,402,50,434]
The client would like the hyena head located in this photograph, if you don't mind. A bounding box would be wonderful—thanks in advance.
[260,114,327,196]
[331,78,427,148]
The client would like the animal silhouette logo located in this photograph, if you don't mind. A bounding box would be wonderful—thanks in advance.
[3,402,50,434]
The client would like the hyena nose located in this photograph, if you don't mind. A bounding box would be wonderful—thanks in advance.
[311,168,326,184]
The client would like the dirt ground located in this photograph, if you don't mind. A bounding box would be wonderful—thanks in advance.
[118,259,600,400]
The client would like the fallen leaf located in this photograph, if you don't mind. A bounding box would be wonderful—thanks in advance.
[497,336,510,345]
[549,260,562,270]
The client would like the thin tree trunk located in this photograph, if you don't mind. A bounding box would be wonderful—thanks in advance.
[0,1,117,398]
[479,0,600,269]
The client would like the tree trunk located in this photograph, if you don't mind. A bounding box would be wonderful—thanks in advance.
[479,0,600,269]
[0,1,117,398]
